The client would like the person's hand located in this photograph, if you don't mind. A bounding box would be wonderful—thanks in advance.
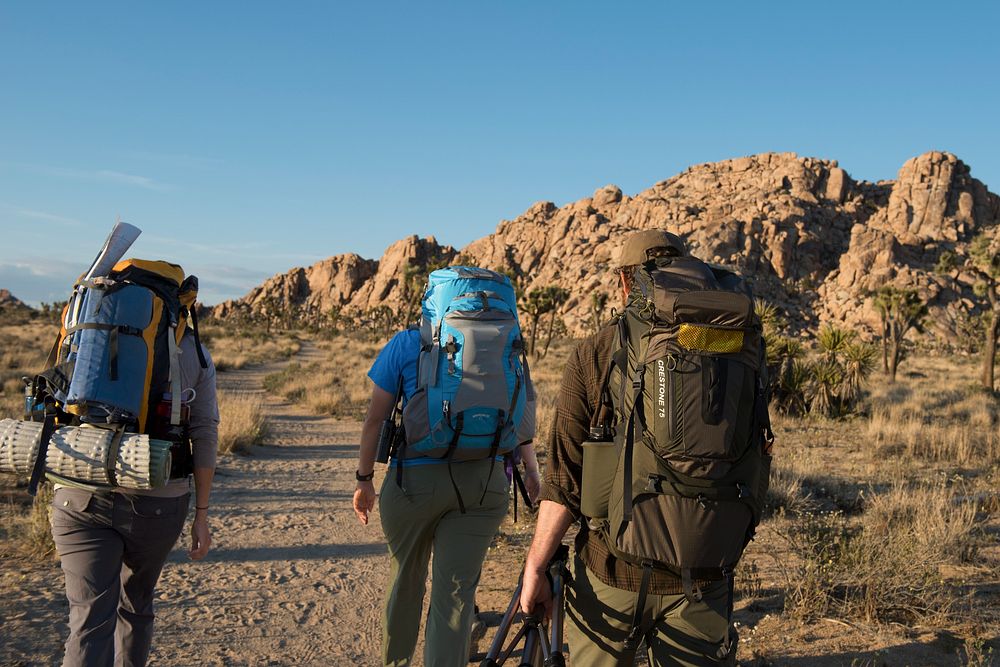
[523,468,541,504]
[353,481,377,525]
[519,567,553,619]
[189,512,211,560]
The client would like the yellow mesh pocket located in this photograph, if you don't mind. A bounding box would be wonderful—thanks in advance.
[677,324,744,353]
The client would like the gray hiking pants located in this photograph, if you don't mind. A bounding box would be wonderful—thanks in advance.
[51,487,190,667]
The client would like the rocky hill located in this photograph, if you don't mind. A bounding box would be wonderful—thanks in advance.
[212,151,1000,339]
[0,289,30,314]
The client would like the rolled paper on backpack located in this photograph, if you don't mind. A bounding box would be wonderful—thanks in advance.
[84,221,142,281]
[66,220,142,331]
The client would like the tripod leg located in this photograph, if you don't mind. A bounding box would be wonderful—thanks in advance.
[482,580,524,666]
[545,562,568,667]
[518,621,541,667]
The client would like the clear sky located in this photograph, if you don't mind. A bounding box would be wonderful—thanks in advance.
[2,1,998,305]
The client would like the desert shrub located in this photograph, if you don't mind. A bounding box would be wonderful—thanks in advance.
[217,392,269,454]
[782,482,980,625]
[1,483,55,559]
[262,336,381,417]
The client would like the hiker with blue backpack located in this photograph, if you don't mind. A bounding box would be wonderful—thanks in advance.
[352,266,538,667]
[24,256,219,667]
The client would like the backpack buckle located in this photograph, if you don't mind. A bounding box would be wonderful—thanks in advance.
[646,475,662,493]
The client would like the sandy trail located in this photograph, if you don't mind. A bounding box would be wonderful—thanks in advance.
[152,342,388,665]
[1,344,397,666]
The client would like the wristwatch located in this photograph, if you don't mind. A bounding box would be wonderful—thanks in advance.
[356,470,375,482]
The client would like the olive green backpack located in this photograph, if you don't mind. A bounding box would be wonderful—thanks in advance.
[581,254,773,644]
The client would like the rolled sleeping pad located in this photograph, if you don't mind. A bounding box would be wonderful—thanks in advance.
[63,284,156,423]
[0,419,45,476]
[0,419,172,490]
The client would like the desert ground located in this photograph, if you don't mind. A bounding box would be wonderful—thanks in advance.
[2,322,999,666]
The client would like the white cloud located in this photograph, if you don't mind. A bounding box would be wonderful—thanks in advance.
[119,150,224,170]
[90,169,170,191]
[1,205,82,227]
[4,162,173,191]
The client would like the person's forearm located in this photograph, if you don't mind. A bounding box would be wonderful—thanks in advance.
[357,418,380,476]
[193,466,214,511]
[525,500,575,571]
[520,444,539,473]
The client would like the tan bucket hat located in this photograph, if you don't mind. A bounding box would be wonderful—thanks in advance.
[613,229,687,268]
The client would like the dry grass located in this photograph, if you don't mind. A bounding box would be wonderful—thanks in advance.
[0,483,55,560]
[0,323,60,420]
[263,335,382,417]
[867,387,998,465]
[199,324,302,371]
[217,391,270,454]
[780,481,981,625]
[756,353,1000,642]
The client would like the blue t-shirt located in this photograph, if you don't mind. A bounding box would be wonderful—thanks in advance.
[367,328,421,401]
[367,328,443,467]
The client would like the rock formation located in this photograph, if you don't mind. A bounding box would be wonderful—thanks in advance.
[0,289,28,312]
[212,151,1000,339]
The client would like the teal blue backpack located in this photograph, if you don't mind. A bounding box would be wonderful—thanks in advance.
[399,267,533,507]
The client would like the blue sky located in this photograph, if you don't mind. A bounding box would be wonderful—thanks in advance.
[1,1,998,305]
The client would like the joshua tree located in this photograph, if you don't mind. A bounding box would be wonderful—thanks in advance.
[540,288,570,359]
[401,262,427,325]
[521,286,569,358]
[589,292,609,333]
[754,298,786,340]
[774,357,810,416]
[871,286,928,382]
[967,232,1000,390]
[366,305,398,341]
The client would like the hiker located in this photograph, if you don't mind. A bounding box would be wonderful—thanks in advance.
[47,261,219,667]
[352,266,538,667]
[519,230,773,666]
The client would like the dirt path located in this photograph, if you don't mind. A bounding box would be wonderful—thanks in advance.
[1,344,397,666]
[152,342,389,665]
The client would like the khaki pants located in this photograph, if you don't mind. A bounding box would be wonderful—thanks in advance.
[565,554,736,667]
[51,487,190,667]
[379,459,509,667]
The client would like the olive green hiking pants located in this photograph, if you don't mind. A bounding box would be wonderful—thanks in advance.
[565,554,736,667]
[379,459,509,667]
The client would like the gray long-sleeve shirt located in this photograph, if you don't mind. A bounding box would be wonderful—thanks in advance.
[133,332,219,498]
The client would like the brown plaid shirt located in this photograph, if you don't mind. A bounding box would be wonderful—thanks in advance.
[537,324,714,594]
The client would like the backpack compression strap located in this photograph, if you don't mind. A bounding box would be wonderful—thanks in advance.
[621,368,644,523]
[167,326,182,426]
[188,306,208,369]
[623,562,653,651]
